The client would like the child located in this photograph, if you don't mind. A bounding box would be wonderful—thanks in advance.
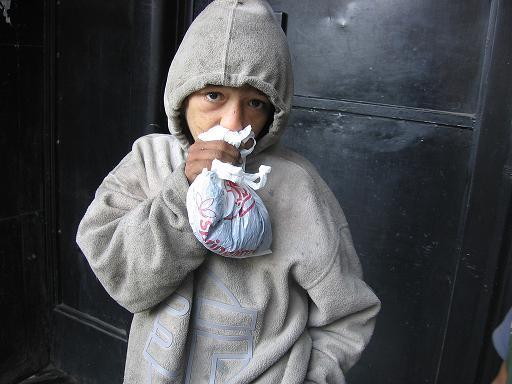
[76,0,381,382]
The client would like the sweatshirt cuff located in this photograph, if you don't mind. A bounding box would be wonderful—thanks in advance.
[162,162,189,205]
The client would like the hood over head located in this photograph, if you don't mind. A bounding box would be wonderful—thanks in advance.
[164,0,294,155]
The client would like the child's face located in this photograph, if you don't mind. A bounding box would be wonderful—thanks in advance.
[184,84,272,142]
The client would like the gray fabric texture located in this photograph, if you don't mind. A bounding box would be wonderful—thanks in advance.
[76,0,380,383]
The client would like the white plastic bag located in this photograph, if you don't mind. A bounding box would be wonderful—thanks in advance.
[186,125,272,258]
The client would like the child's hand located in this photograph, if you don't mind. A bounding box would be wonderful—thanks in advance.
[185,140,241,184]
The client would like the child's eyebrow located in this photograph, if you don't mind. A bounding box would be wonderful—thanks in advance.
[249,89,270,100]
[201,84,269,100]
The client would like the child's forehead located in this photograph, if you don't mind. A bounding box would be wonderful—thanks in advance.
[200,84,268,97]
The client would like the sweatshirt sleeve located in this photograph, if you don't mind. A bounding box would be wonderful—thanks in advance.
[275,151,380,383]
[304,225,381,383]
[76,137,207,313]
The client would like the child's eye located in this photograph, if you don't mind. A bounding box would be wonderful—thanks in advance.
[248,99,266,109]
[205,92,222,102]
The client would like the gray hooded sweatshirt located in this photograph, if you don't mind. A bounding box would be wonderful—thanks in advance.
[76,0,381,383]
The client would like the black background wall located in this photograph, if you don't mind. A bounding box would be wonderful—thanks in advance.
[0,0,52,382]
[1,0,512,383]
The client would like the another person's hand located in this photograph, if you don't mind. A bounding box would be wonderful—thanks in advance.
[491,361,507,384]
[185,140,241,184]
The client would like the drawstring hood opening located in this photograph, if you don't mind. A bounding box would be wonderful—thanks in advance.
[163,0,293,156]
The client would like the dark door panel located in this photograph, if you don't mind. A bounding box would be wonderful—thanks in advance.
[271,0,489,113]
[52,307,127,383]
[282,110,471,383]
[0,216,48,383]
[0,3,50,379]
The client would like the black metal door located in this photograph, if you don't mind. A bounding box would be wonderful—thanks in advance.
[0,1,52,382]
[267,1,512,383]
[49,0,512,383]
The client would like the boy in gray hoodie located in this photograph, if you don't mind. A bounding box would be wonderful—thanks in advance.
[76,0,381,383]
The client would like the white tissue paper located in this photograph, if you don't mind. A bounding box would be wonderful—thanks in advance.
[186,125,272,258]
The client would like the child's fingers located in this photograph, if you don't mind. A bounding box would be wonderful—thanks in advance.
[188,159,213,172]
[194,149,239,164]
[186,141,243,183]
[185,159,213,183]
[189,141,240,164]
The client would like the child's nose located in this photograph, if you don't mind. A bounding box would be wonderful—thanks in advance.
[221,103,244,132]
